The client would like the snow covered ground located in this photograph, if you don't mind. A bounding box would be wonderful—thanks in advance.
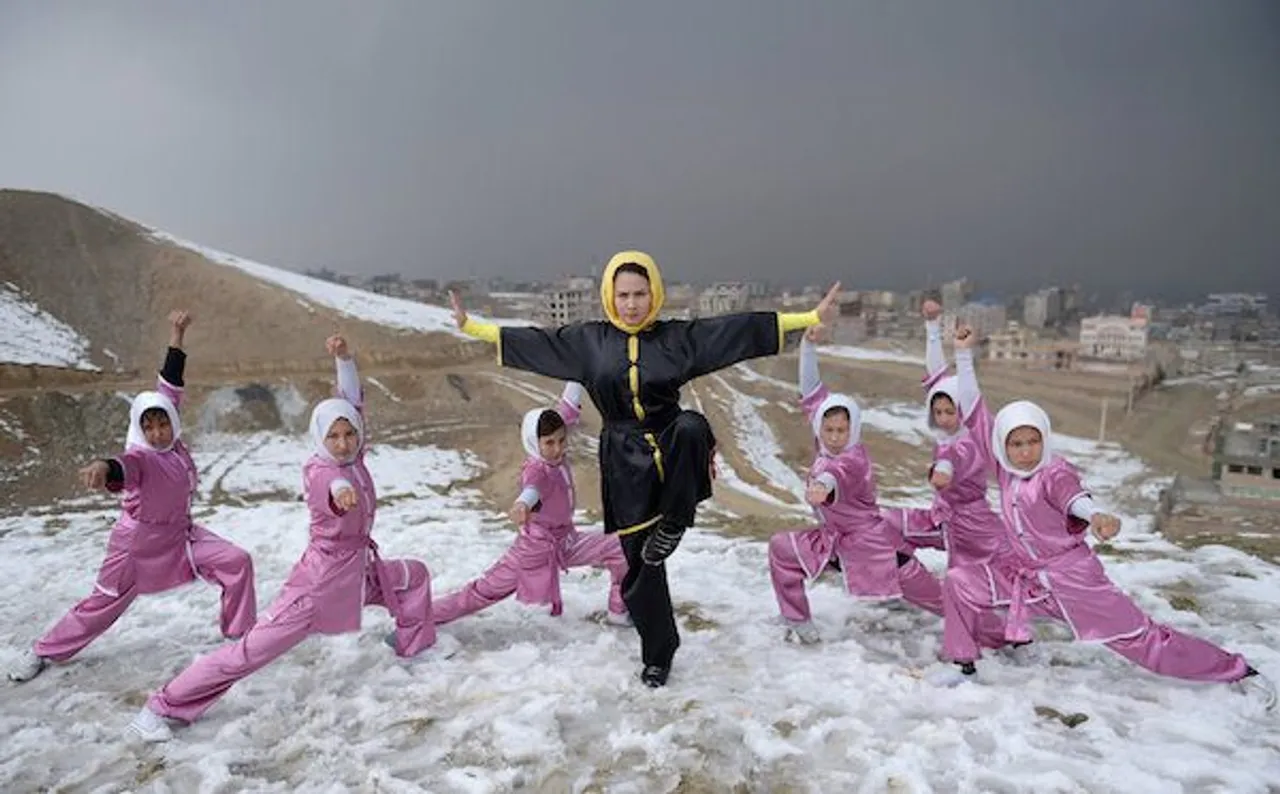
[2,428,1278,792]
[148,231,527,338]
[0,282,98,370]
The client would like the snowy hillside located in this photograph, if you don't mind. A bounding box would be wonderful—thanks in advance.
[0,282,98,370]
[2,429,1278,792]
[149,231,527,338]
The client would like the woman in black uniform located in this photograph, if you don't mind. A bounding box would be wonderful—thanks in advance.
[453,251,839,686]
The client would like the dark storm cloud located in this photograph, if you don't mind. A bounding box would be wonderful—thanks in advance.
[1,0,1277,300]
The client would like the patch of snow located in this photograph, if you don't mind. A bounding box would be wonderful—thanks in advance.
[822,345,925,366]
[366,376,403,404]
[148,231,529,338]
[0,435,1277,791]
[709,374,805,499]
[0,284,98,370]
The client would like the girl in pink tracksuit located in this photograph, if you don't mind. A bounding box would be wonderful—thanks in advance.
[434,382,630,626]
[9,311,257,683]
[895,304,1010,569]
[939,328,1276,709]
[767,328,943,644]
[128,334,441,742]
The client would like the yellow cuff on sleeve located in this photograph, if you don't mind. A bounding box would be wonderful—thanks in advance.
[777,310,821,333]
[461,316,499,344]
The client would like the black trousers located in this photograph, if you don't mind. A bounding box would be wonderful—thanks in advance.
[620,529,680,668]
[617,411,717,669]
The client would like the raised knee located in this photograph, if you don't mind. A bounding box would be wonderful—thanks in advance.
[672,410,715,446]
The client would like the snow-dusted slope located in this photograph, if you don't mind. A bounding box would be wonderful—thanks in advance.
[0,282,97,370]
[149,230,528,338]
[1,434,1277,792]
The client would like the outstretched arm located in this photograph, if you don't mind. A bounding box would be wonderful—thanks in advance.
[452,290,590,382]
[326,334,363,410]
[953,326,993,467]
[685,282,841,380]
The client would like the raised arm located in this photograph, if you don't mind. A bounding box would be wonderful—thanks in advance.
[798,327,822,399]
[954,327,993,466]
[921,299,946,379]
[326,334,363,410]
[556,381,585,429]
[157,310,191,409]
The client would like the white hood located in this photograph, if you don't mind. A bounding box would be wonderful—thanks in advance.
[126,391,181,452]
[811,392,862,456]
[309,398,364,463]
[924,372,967,444]
[992,400,1053,478]
[521,407,549,460]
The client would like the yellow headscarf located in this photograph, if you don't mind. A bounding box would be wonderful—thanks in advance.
[600,250,666,333]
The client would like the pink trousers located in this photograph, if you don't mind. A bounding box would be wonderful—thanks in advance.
[768,529,944,623]
[434,531,627,624]
[944,561,1250,681]
[148,558,432,723]
[35,526,256,661]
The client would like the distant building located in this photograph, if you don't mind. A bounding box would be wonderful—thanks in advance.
[697,283,751,316]
[1079,314,1149,361]
[535,277,598,326]
[1023,288,1063,329]
[986,322,1076,370]
[1213,419,1280,501]
[949,298,1007,340]
[939,279,973,311]
[1203,293,1267,316]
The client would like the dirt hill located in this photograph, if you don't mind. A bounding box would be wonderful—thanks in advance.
[0,190,478,378]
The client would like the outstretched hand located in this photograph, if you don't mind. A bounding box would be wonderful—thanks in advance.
[804,482,831,506]
[804,324,828,344]
[449,290,468,329]
[1090,513,1121,541]
[814,282,842,327]
[509,500,530,526]
[78,460,109,490]
[954,325,977,350]
[326,334,351,360]
[334,487,359,512]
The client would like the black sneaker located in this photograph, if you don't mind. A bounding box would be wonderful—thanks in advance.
[642,523,686,565]
[640,665,670,688]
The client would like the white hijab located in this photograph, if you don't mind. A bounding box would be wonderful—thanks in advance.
[522,407,567,461]
[812,392,862,456]
[992,400,1053,478]
[126,391,181,453]
[309,398,364,463]
[925,374,968,443]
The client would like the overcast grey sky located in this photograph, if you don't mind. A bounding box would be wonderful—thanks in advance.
[1,1,1277,300]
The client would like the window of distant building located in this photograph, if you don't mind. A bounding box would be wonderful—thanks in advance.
[1246,466,1263,476]
[1228,464,1244,473]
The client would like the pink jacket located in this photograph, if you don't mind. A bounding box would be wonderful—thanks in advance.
[102,375,201,595]
[511,383,585,608]
[264,357,404,634]
[794,378,906,598]
[919,366,1009,566]
[962,364,1147,643]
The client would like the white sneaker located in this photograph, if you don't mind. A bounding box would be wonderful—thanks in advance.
[8,650,48,683]
[605,611,634,627]
[784,620,820,645]
[1233,670,1277,711]
[126,707,173,743]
